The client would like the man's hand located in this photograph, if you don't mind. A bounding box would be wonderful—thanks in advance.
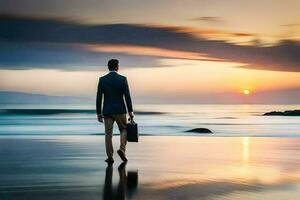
[128,112,134,119]
[97,114,104,123]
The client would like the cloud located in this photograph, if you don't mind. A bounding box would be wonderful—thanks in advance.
[80,44,224,62]
[232,32,255,37]
[280,23,300,27]
[0,15,299,72]
[0,41,158,70]
[190,16,225,24]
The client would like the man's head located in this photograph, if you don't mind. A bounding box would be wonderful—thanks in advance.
[107,59,119,71]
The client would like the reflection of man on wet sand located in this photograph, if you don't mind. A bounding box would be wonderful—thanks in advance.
[103,162,138,200]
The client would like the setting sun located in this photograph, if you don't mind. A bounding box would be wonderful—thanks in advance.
[243,89,250,95]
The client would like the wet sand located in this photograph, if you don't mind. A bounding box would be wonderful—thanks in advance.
[0,136,299,200]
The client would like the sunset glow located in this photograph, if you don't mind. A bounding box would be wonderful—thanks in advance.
[243,90,250,95]
[0,0,299,104]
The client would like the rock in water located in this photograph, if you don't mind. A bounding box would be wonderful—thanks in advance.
[263,110,300,116]
[186,128,213,133]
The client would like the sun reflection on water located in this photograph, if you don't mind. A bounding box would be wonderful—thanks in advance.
[242,137,250,163]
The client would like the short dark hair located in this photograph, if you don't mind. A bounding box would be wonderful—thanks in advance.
[107,59,119,71]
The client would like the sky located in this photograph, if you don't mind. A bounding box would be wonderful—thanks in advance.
[0,0,299,103]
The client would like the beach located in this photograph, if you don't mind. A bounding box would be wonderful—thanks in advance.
[1,136,299,200]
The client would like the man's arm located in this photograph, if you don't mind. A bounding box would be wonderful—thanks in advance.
[96,78,104,122]
[124,77,133,116]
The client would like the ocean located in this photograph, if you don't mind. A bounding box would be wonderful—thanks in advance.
[1,104,300,199]
[0,104,299,137]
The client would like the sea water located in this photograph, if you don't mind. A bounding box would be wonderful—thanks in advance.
[0,104,299,137]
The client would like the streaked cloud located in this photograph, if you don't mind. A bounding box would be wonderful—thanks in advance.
[80,44,224,62]
[0,15,299,72]
[169,26,258,44]
[189,16,225,24]
[0,41,158,70]
[281,23,300,27]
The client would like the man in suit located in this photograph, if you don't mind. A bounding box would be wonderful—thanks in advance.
[96,59,134,163]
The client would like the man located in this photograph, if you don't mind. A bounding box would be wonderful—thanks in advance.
[96,59,134,163]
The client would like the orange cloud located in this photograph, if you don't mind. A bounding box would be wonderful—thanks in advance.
[154,25,257,44]
[80,44,224,62]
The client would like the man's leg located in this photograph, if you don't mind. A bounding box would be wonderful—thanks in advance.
[104,116,115,159]
[115,114,127,154]
[119,129,127,153]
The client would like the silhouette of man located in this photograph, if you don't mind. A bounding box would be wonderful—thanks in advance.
[96,59,134,163]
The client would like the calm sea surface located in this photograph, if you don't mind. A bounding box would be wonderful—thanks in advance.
[0,104,299,137]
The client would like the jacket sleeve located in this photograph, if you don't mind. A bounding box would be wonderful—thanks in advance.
[96,78,103,115]
[124,77,133,112]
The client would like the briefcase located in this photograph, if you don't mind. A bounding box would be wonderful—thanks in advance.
[127,118,138,142]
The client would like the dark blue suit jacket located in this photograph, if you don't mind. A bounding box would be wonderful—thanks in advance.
[96,71,133,115]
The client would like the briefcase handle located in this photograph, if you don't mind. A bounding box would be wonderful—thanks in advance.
[128,117,136,125]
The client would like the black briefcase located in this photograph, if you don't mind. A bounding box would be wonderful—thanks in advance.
[127,118,138,142]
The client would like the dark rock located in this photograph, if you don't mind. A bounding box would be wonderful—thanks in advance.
[186,128,213,133]
[263,110,300,116]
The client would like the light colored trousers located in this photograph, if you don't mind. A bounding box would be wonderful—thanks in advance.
[104,114,127,158]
